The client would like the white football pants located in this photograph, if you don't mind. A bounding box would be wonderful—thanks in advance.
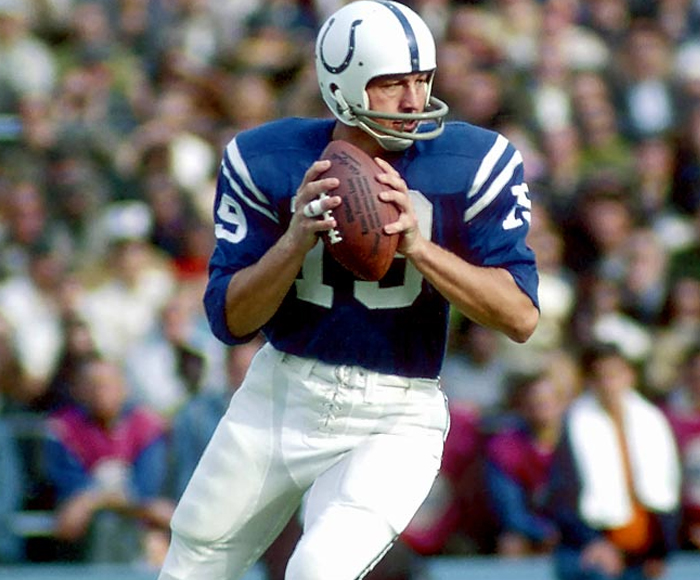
[158,343,448,580]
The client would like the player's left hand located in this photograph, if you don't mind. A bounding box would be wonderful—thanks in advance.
[374,157,425,257]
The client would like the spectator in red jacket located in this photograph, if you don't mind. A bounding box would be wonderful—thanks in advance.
[663,345,700,549]
[44,355,174,564]
[485,370,567,556]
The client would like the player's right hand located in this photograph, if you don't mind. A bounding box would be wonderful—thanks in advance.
[288,159,341,253]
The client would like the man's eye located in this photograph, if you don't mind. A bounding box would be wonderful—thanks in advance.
[381,84,402,93]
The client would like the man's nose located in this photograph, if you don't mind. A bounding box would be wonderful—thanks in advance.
[401,83,424,110]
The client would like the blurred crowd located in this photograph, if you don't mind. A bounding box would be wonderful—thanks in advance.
[2,0,700,577]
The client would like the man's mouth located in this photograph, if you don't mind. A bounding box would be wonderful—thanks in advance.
[396,121,418,132]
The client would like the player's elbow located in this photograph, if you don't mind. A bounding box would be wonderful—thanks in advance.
[506,304,539,343]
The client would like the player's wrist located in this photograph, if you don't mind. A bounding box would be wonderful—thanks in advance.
[279,227,318,258]
[402,233,429,263]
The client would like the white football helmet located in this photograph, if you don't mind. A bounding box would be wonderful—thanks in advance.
[315,0,449,151]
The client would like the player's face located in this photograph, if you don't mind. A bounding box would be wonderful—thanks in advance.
[365,72,430,133]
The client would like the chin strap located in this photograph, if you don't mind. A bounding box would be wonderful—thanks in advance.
[358,120,414,151]
[332,88,353,120]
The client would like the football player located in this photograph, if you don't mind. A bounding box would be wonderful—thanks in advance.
[158,2,540,579]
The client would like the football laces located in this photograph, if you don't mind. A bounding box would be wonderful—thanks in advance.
[320,192,342,244]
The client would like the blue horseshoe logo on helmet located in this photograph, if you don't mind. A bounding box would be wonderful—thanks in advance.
[320,18,363,74]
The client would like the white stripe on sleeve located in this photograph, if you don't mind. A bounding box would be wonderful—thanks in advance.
[463,150,522,223]
[467,134,508,198]
[223,141,279,223]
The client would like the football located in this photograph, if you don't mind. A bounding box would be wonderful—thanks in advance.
[317,140,400,281]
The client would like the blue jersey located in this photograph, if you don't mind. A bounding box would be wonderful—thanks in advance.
[204,118,538,378]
